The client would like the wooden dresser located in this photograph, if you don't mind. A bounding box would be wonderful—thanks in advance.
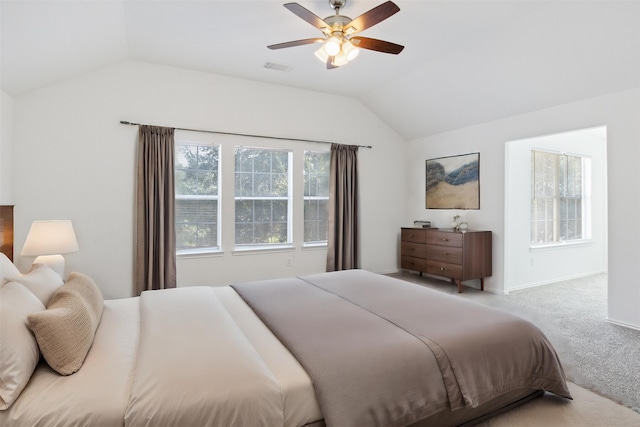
[401,227,492,293]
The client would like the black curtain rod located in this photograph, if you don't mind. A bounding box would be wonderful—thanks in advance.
[119,121,372,149]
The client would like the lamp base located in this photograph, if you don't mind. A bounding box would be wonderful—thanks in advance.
[33,254,65,278]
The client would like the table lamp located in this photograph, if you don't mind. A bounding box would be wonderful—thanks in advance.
[21,220,79,277]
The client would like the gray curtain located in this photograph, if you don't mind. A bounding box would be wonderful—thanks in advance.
[326,143,360,271]
[135,125,177,295]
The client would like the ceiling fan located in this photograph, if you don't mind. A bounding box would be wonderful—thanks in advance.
[268,0,404,69]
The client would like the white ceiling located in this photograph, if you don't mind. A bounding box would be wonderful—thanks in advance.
[2,0,639,140]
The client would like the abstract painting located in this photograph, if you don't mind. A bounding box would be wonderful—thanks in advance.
[426,153,480,209]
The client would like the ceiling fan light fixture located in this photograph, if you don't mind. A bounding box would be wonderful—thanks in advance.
[315,46,330,63]
[332,51,349,67]
[324,35,341,56]
[342,40,359,61]
[270,1,404,69]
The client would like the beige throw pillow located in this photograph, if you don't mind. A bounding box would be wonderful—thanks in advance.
[27,272,104,375]
[0,281,45,410]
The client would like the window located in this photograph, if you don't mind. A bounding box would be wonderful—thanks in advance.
[304,151,330,245]
[235,147,291,247]
[531,150,590,246]
[175,142,220,252]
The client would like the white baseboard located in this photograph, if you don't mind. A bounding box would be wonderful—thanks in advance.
[507,270,607,292]
[606,318,640,331]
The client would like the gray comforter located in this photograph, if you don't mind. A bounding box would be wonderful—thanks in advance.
[232,269,572,427]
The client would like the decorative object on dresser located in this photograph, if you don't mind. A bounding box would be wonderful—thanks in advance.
[413,220,431,228]
[21,220,79,277]
[426,152,480,209]
[401,227,492,293]
[0,206,14,261]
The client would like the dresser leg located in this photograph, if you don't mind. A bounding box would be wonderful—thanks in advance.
[456,280,463,293]
[480,277,485,291]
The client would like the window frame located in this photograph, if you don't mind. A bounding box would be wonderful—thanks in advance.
[233,146,294,251]
[303,150,330,246]
[530,149,592,248]
[174,141,222,255]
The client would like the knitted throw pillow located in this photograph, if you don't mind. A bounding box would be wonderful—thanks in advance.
[27,272,104,375]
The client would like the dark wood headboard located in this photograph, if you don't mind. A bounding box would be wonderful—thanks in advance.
[0,205,14,261]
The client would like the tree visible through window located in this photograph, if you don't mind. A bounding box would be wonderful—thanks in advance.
[304,151,330,244]
[235,147,291,246]
[175,142,219,251]
[531,150,589,245]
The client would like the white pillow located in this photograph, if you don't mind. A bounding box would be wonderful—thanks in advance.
[0,253,21,286]
[0,281,45,410]
[9,264,64,306]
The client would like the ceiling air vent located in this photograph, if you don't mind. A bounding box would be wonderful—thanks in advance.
[264,62,293,72]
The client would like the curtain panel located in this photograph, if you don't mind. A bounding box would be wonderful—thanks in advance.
[135,125,177,295]
[326,143,360,271]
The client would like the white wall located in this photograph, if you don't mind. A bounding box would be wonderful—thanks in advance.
[406,88,640,329]
[505,126,607,290]
[11,61,406,299]
[0,90,13,204]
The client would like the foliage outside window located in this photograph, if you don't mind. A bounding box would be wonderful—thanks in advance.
[304,151,330,245]
[235,147,291,247]
[531,150,590,246]
[175,142,220,252]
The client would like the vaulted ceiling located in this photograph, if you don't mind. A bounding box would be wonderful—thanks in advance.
[2,0,639,140]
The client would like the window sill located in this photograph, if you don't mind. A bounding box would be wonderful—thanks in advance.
[530,239,593,252]
[177,248,224,259]
[233,244,295,255]
[303,242,328,250]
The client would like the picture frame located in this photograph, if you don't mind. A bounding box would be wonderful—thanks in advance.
[426,153,480,209]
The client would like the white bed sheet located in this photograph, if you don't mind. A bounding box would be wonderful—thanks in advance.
[214,287,322,427]
[1,287,322,427]
[2,297,140,426]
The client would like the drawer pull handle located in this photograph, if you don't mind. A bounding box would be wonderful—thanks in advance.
[409,234,414,238]
[442,252,448,256]
[440,267,448,271]
[441,238,448,242]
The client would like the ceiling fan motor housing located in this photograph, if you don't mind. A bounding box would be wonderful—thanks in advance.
[323,15,353,35]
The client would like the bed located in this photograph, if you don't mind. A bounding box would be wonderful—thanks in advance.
[0,240,572,426]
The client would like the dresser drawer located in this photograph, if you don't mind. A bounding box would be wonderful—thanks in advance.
[426,246,462,264]
[426,230,462,248]
[426,260,463,279]
[401,228,426,244]
[401,256,427,272]
[401,241,425,258]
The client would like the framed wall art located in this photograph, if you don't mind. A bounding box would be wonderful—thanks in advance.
[426,153,480,209]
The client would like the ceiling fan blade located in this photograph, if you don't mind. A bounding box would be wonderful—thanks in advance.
[351,36,404,54]
[268,38,325,50]
[284,3,329,32]
[344,1,400,35]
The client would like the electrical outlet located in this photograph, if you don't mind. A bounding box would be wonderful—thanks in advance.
[286,258,292,267]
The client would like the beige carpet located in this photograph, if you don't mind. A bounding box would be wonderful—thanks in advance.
[482,382,640,427]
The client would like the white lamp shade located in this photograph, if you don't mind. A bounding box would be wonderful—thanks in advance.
[21,220,79,257]
[315,46,330,63]
[324,36,341,56]
[342,40,359,61]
